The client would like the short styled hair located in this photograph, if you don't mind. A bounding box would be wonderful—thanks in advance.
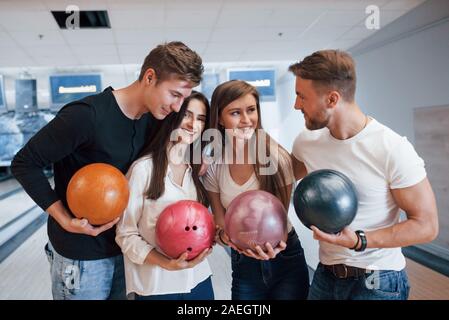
[138,41,204,85]
[289,50,356,102]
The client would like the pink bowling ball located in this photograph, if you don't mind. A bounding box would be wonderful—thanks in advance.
[156,200,215,260]
[224,190,288,251]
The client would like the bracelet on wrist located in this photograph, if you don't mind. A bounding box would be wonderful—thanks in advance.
[218,228,228,246]
[354,230,367,252]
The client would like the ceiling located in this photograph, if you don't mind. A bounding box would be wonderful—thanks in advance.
[0,0,426,68]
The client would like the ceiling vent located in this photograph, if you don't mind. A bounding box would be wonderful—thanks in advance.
[51,10,111,29]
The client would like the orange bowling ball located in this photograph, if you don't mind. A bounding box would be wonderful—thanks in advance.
[66,163,130,225]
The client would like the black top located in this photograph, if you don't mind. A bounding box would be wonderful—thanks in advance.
[11,87,155,260]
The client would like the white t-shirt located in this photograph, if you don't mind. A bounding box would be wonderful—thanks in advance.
[202,158,295,232]
[115,156,212,296]
[292,118,426,271]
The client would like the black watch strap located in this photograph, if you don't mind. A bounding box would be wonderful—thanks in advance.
[350,233,360,250]
[354,230,367,252]
[218,228,228,246]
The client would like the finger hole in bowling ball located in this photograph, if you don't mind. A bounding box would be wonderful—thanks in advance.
[155,200,215,260]
[187,247,192,252]
[192,226,197,230]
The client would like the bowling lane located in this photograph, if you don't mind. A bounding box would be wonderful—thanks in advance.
[0,224,51,299]
[0,178,22,198]
[0,178,52,229]
[0,188,37,230]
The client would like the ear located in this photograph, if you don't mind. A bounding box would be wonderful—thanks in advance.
[327,91,340,108]
[145,68,156,85]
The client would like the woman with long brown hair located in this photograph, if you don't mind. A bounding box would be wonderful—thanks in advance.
[116,91,214,300]
[203,80,309,300]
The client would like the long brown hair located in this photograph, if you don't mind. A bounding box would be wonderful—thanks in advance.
[209,80,292,209]
[139,91,210,206]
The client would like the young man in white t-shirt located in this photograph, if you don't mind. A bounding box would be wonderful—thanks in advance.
[288,50,439,300]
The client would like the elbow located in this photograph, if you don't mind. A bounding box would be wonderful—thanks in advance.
[426,223,439,242]
[423,216,439,243]
[10,151,25,179]
[10,154,19,177]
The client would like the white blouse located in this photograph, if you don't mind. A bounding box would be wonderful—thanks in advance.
[115,156,212,296]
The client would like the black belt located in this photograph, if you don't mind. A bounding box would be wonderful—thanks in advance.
[321,263,372,279]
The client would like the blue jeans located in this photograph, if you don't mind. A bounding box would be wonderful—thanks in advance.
[231,228,310,300]
[135,276,215,300]
[44,241,126,300]
[308,263,410,300]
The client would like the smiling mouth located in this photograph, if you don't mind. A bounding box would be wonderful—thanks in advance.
[232,127,255,137]
[182,128,195,135]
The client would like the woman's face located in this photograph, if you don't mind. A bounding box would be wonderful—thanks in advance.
[219,93,259,140]
[178,98,207,144]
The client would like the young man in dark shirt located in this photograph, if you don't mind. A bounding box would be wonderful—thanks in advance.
[11,41,204,300]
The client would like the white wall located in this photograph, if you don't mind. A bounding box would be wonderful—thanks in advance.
[352,0,449,142]
[275,64,320,268]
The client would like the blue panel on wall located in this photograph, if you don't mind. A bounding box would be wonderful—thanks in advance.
[50,74,102,109]
[228,70,276,102]
[15,79,38,113]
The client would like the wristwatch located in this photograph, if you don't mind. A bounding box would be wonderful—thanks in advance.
[354,230,367,252]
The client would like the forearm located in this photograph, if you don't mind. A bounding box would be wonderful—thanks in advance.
[367,180,439,249]
[144,248,170,268]
[214,212,226,229]
[46,200,72,230]
[365,216,438,249]
[210,209,228,246]
[314,179,439,250]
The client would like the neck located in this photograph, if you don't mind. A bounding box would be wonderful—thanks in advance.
[112,80,148,120]
[168,142,189,166]
[327,102,369,140]
[231,137,252,165]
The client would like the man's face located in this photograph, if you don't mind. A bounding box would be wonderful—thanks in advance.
[294,77,330,130]
[144,76,194,120]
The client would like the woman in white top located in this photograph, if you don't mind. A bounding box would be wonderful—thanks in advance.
[116,91,214,300]
[203,80,310,300]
